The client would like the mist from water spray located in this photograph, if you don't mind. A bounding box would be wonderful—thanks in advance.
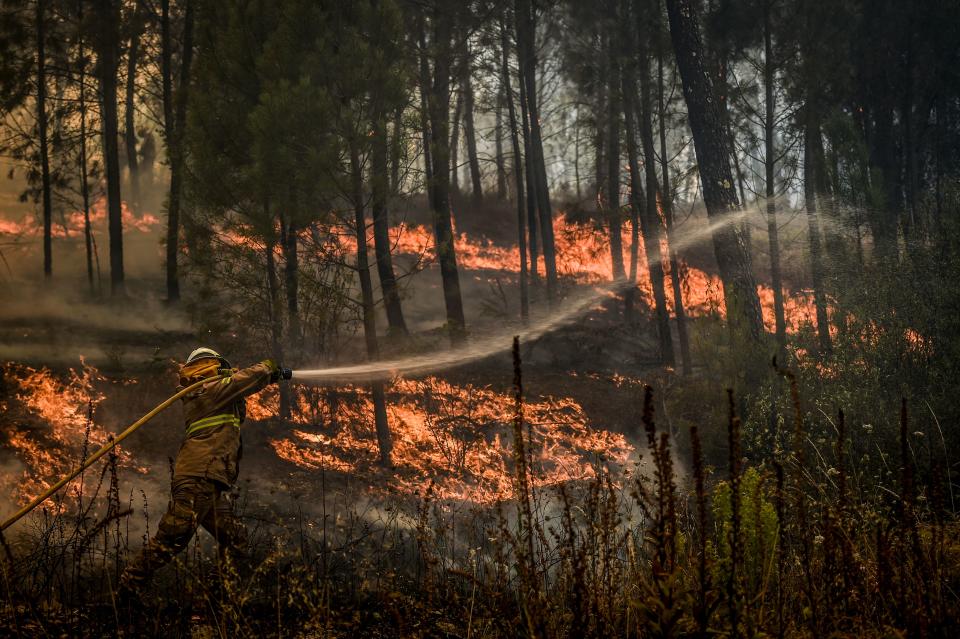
[292,209,750,383]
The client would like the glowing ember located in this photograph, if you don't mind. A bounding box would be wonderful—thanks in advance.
[254,377,633,504]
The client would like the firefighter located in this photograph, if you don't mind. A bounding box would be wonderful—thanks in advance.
[119,347,292,594]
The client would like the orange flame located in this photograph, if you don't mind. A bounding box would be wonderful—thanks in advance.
[0,361,143,506]
[213,211,825,336]
[255,377,633,504]
[0,197,159,241]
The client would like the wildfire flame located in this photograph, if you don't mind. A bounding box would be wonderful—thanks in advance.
[255,377,633,504]
[214,208,824,336]
[355,214,822,335]
[0,197,159,242]
[0,361,142,506]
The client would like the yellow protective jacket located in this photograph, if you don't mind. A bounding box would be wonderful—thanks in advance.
[172,362,274,487]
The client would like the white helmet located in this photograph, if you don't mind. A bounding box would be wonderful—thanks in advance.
[186,347,229,368]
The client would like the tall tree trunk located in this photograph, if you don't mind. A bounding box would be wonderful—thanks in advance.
[78,0,94,293]
[495,81,507,200]
[501,17,529,322]
[417,18,434,210]
[124,1,141,208]
[708,5,753,258]
[372,109,408,336]
[281,213,300,343]
[764,1,787,356]
[517,43,539,283]
[621,37,644,322]
[37,0,52,279]
[657,36,691,374]
[264,224,289,419]
[390,105,403,195]
[517,0,557,303]
[350,139,393,466]
[869,101,901,257]
[574,110,582,201]
[635,3,675,365]
[605,26,625,283]
[162,0,193,303]
[664,0,763,341]
[160,0,194,304]
[427,8,467,344]
[804,115,832,356]
[594,80,606,207]
[450,88,462,194]
[934,92,943,237]
[96,0,125,296]
[461,55,483,204]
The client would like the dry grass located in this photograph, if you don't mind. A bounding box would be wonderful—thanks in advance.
[0,345,957,638]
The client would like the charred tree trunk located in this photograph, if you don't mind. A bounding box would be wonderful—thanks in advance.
[804,115,832,356]
[124,1,142,208]
[635,6,675,366]
[264,221,289,420]
[517,0,557,303]
[517,43,540,283]
[37,0,52,279]
[595,33,607,209]
[390,105,403,195]
[450,88,462,194]
[461,55,483,204]
[77,0,94,293]
[574,110,582,201]
[427,8,466,343]
[657,37,691,375]
[605,26,625,283]
[281,213,300,343]
[417,19,434,210]
[162,0,193,304]
[764,1,787,355]
[665,0,763,341]
[350,139,393,466]
[625,142,641,320]
[372,110,408,336]
[869,101,901,257]
[501,17,529,322]
[709,12,752,257]
[621,39,644,322]
[96,0,125,295]
[495,81,507,200]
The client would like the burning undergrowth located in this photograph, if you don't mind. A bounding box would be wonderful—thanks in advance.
[0,361,146,512]
[254,377,633,504]
[223,211,823,336]
[0,361,635,514]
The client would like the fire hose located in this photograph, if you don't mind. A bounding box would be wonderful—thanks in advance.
[0,375,223,532]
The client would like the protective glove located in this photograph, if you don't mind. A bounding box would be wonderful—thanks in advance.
[265,359,293,383]
[262,359,280,382]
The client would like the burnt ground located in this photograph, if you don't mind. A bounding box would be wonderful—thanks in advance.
[0,270,669,530]
[0,204,726,544]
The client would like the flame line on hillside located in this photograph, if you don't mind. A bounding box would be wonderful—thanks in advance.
[292,210,748,383]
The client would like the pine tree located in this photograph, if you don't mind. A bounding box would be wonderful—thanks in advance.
[665,0,764,342]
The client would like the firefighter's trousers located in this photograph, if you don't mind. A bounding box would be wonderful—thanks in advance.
[121,477,246,588]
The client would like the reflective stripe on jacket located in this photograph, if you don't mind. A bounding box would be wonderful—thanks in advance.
[172,362,273,487]
[185,413,241,437]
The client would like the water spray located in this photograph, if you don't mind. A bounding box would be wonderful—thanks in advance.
[293,209,749,383]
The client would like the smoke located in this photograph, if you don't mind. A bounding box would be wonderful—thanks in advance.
[293,209,750,383]
[0,278,192,367]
